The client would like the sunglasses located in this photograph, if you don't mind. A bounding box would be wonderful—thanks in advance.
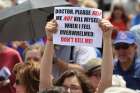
[114,43,133,50]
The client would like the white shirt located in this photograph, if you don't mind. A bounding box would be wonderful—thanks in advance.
[73,46,97,65]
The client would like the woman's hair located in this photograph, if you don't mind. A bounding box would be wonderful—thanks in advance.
[23,43,44,62]
[55,69,94,93]
[110,4,129,24]
[13,61,40,93]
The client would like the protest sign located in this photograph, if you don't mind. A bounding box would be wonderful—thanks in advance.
[53,7,102,47]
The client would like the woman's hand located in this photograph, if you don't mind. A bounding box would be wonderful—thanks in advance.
[45,20,58,41]
[99,19,113,39]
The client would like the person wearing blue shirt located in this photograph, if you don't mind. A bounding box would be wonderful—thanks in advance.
[131,13,140,26]
[131,1,140,26]
[113,31,140,90]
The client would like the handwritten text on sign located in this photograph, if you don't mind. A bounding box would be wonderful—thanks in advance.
[53,7,102,47]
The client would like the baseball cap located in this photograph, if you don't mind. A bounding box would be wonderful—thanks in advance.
[113,31,136,45]
[83,58,102,73]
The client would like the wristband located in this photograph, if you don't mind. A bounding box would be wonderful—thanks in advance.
[47,38,53,41]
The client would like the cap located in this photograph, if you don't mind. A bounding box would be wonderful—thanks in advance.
[83,58,102,72]
[113,31,136,45]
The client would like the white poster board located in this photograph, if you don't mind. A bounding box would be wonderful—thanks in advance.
[53,7,103,47]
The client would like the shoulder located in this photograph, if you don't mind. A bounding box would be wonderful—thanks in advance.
[6,47,20,55]
[135,57,140,68]
[133,57,140,76]
[132,14,140,20]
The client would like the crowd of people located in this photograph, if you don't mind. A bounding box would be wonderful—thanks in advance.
[0,0,140,93]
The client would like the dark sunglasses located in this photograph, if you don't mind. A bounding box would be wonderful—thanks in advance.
[114,43,133,50]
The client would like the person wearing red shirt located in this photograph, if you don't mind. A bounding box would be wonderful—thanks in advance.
[109,4,130,31]
[0,43,23,93]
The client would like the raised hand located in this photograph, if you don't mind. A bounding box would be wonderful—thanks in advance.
[45,20,58,41]
[99,19,113,39]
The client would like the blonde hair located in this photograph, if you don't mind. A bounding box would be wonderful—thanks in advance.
[24,43,44,62]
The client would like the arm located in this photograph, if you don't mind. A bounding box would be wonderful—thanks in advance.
[39,20,57,91]
[96,19,113,93]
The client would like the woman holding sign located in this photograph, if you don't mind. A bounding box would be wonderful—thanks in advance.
[39,19,113,93]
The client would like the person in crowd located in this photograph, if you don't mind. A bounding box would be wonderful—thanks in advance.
[8,39,45,59]
[0,1,23,93]
[109,3,130,31]
[83,58,102,89]
[24,43,44,62]
[130,24,140,57]
[131,0,140,26]
[7,41,30,60]
[113,31,140,90]
[51,0,101,79]
[83,58,126,89]
[0,43,23,93]
[46,13,98,79]
[55,69,94,93]
[111,0,138,16]
[13,61,40,93]
[39,18,113,93]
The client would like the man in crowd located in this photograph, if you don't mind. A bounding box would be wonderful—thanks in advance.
[113,31,140,90]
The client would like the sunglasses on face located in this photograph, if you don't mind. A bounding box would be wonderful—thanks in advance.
[114,43,133,50]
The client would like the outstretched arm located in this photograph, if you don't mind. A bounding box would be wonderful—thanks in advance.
[96,19,113,93]
[39,20,57,91]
